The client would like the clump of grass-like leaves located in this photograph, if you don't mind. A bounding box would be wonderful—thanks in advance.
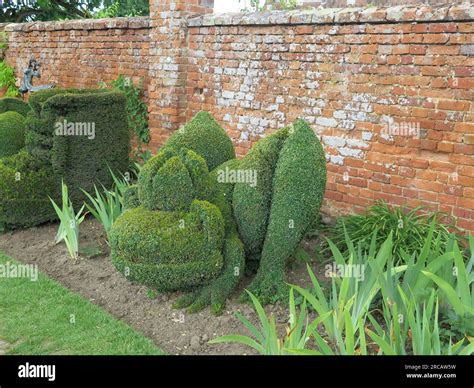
[326,201,461,264]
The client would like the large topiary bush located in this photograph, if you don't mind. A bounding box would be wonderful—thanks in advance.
[110,201,225,291]
[0,88,130,229]
[110,112,326,314]
[45,90,130,205]
[0,151,59,230]
[0,97,30,117]
[0,111,25,158]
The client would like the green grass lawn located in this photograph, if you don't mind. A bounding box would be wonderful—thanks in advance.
[0,252,163,355]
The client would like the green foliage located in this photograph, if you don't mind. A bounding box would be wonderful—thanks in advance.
[233,127,287,256]
[93,1,120,18]
[138,147,211,211]
[0,61,19,97]
[165,111,236,171]
[327,201,459,264]
[0,87,130,231]
[82,185,123,241]
[245,120,327,303]
[0,97,30,117]
[123,185,140,209]
[217,231,474,355]
[0,0,148,22]
[82,168,133,240]
[0,31,8,50]
[0,111,25,158]
[43,89,131,205]
[107,75,149,152]
[50,181,86,261]
[363,222,453,311]
[209,289,329,355]
[173,228,246,315]
[109,113,327,314]
[292,234,393,355]
[110,201,225,291]
[25,88,108,163]
[421,236,474,335]
[239,0,298,11]
[367,289,474,355]
[146,289,158,300]
[0,151,59,230]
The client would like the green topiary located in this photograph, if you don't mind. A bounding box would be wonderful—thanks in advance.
[0,97,30,117]
[166,111,235,171]
[45,90,130,205]
[0,151,60,230]
[110,112,327,315]
[244,120,327,303]
[0,111,25,158]
[232,127,288,256]
[25,88,110,164]
[110,201,225,291]
[123,185,140,210]
[0,88,130,230]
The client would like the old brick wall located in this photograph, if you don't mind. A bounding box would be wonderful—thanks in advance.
[1,3,473,231]
[3,17,150,92]
[185,5,474,231]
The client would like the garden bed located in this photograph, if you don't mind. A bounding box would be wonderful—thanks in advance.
[0,218,323,355]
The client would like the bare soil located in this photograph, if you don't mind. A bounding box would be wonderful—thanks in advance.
[0,219,326,355]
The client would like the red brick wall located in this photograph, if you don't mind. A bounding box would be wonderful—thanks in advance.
[2,4,473,231]
[185,5,474,231]
[4,18,150,92]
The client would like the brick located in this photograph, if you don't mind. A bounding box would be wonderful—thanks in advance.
[437,142,454,153]
[437,100,470,111]
[464,134,474,145]
[3,4,473,233]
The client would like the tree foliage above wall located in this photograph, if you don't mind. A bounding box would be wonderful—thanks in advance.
[0,0,149,23]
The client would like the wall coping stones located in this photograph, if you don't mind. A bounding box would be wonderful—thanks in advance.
[3,4,472,32]
[188,4,473,27]
[4,16,150,32]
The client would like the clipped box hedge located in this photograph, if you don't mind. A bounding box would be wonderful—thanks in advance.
[0,97,30,117]
[0,151,59,230]
[0,88,130,229]
[44,90,130,205]
[0,111,26,158]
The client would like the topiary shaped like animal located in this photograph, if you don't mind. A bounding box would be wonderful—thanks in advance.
[110,112,326,315]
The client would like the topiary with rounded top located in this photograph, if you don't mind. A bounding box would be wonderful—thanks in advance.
[138,147,212,211]
[0,97,30,117]
[110,112,327,315]
[166,111,235,171]
[243,119,327,303]
[110,200,225,292]
[0,111,25,158]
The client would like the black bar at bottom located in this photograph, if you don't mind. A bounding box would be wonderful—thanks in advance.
[0,356,472,387]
